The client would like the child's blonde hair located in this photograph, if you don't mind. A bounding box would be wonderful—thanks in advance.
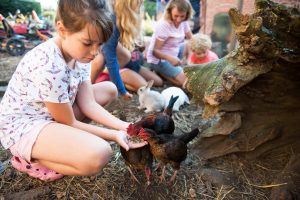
[55,0,113,42]
[189,33,212,52]
[113,0,143,51]
[164,0,193,22]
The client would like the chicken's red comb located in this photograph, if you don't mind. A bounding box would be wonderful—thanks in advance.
[126,123,134,136]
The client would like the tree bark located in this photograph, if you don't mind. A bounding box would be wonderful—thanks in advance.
[184,0,300,159]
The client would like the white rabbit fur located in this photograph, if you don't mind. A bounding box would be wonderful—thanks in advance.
[161,87,190,111]
[137,80,165,113]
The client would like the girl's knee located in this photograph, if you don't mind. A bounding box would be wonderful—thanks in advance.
[79,142,113,175]
[154,78,164,87]
[176,72,187,86]
[107,82,118,100]
[94,82,118,106]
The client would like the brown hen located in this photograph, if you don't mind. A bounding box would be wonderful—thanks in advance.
[138,128,199,183]
[120,143,153,185]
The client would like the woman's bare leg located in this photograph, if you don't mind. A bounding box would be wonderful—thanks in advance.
[92,81,118,106]
[175,72,187,86]
[90,43,130,84]
[159,72,187,87]
[139,67,163,87]
[90,54,105,83]
[116,43,131,67]
[120,69,147,92]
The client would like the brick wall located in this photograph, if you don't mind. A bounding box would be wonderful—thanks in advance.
[273,0,300,9]
[201,0,300,35]
[201,0,255,34]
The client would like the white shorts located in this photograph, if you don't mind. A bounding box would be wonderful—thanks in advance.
[9,121,52,162]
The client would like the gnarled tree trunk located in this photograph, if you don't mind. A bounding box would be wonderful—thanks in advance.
[184,0,300,198]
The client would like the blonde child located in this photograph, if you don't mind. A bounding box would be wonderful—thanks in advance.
[185,33,219,64]
[91,0,163,99]
[0,0,146,181]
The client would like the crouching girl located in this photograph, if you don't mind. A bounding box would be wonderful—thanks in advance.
[0,0,146,181]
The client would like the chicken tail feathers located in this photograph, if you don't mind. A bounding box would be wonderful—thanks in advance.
[164,95,179,115]
[180,128,199,144]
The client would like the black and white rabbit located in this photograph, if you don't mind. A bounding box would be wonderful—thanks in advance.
[161,87,190,111]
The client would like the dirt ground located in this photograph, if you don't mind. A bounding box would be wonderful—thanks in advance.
[0,53,295,199]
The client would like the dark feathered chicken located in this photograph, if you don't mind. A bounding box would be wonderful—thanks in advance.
[120,144,153,185]
[127,95,179,136]
[138,128,199,183]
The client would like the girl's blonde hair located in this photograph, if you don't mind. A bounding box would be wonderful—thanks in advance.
[189,33,212,52]
[113,0,143,51]
[55,0,113,42]
[164,0,193,22]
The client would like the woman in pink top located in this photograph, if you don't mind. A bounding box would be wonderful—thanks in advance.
[147,0,193,87]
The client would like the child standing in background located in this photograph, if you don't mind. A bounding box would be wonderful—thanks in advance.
[0,0,146,181]
[184,33,219,65]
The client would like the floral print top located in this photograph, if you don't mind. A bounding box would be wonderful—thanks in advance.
[0,39,90,149]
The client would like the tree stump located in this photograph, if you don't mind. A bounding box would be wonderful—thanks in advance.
[185,2,300,198]
[184,0,300,160]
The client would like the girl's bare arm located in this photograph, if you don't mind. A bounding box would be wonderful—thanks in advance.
[76,81,129,131]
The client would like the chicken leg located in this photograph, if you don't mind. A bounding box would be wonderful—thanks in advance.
[154,162,161,171]
[145,168,151,186]
[169,170,178,183]
[159,166,166,182]
[127,166,140,184]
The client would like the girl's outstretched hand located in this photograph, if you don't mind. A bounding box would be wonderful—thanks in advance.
[115,131,147,151]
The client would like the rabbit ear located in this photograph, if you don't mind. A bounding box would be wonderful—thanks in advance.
[146,80,154,88]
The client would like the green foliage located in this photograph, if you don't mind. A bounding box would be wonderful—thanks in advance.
[0,0,42,17]
[144,0,156,18]
[43,9,56,26]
